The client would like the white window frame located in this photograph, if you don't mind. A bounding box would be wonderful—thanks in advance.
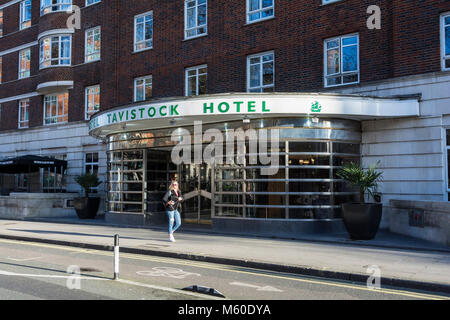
[85,85,100,120]
[134,75,153,102]
[322,0,342,5]
[247,51,274,92]
[18,48,31,79]
[0,10,3,37]
[445,128,450,201]
[324,33,360,88]
[39,34,72,69]
[185,65,207,96]
[85,0,101,7]
[40,0,72,16]
[20,0,32,30]
[85,26,101,63]
[246,0,274,24]
[18,99,29,129]
[184,0,207,40]
[84,152,100,192]
[134,11,153,52]
[441,13,450,71]
[43,92,69,125]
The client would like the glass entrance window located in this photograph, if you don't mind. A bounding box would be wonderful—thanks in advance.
[106,118,361,220]
[213,138,359,219]
[107,150,144,213]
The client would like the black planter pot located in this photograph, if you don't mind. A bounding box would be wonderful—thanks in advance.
[341,203,383,240]
[73,197,101,219]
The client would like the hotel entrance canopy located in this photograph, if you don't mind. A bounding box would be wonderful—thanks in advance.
[89,93,420,139]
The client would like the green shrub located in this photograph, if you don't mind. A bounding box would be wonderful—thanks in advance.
[74,172,102,197]
[336,162,383,203]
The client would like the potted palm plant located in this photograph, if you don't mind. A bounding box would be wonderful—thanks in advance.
[73,172,102,219]
[336,162,383,240]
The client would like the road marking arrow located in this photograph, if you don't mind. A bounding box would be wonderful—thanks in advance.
[229,281,283,292]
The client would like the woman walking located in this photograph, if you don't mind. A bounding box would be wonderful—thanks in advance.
[162,181,183,242]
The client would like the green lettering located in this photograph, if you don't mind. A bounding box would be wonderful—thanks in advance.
[234,101,244,112]
[107,114,112,123]
[148,107,156,117]
[131,109,137,120]
[248,101,256,112]
[139,108,145,118]
[203,102,214,114]
[218,102,230,113]
[262,101,270,112]
[170,105,179,116]
[159,105,167,116]
[118,111,124,121]
[112,113,118,123]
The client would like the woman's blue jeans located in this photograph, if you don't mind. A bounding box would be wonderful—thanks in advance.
[167,210,181,235]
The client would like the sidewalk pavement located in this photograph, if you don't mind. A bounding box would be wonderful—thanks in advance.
[0,217,449,294]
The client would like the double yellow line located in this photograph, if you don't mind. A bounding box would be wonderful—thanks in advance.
[0,238,448,300]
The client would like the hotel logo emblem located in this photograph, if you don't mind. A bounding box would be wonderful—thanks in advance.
[311,101,322,113]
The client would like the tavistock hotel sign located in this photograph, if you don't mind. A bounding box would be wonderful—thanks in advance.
[88,94,420,135]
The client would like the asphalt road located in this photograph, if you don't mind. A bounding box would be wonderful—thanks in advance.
[0,238,448,301]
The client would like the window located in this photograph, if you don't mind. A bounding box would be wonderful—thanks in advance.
[19,48,31,79]
[322,0,342,4]
[40,0,71,15]
[324,34,359,87]
[44,92,68,125]
[85,85,100,119]
[247,0,274,23]
[247,51,274,92]
[86,0,100,6]
[85,27,101,62]
[0,10,3,37]
[0,57,2,83]
[85,152,99,192]
[185,65,207,96]
[43,154,67,192]
[134,75,152,102]
[185,0,207,39]
[446,129,450,201]
[442,14,450,71]
[18,99,29,129]
[85,152,99,174]
[39,35,71,68]
[20,0,32,30]
[134,11,153,52]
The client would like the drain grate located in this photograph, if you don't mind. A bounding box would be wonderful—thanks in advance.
[79,267,102,273]
[182,285,225,298]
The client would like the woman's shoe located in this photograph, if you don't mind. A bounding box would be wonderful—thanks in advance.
[169,234,176,242]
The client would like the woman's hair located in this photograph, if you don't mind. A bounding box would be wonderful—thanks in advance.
[169,181,179,190]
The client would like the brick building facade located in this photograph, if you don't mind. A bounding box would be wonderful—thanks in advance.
[0,0,449,239]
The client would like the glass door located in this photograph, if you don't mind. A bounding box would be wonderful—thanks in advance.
[179,162,212,224]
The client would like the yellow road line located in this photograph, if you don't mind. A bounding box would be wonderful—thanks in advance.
[0,238,448,300]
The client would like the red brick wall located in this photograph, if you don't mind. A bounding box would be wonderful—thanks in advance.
[0,0,449,132]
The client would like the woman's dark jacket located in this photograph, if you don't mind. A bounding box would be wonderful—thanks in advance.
[162,189,183,212]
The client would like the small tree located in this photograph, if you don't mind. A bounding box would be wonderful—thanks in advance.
[74,172,102,198]
[336,162,383,203]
